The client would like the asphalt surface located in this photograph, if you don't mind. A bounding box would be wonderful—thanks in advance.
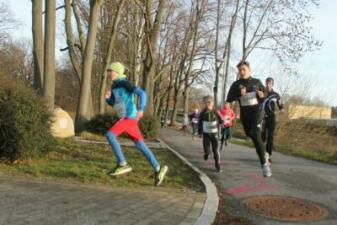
[160,128,337,225]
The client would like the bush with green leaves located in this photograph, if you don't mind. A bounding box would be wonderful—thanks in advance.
[85,113,160,139]
[0,78,54,162]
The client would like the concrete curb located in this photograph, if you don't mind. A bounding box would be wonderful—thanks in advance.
[157,138,219,225]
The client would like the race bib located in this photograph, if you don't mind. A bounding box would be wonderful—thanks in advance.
[240,92,258,106]
[114,102,126,118]
[203,121,218,133]
[192,118,199,124]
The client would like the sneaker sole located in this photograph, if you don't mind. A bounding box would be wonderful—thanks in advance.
[156,166,168,186]
[109,167,132,176]
[263,172,272,177]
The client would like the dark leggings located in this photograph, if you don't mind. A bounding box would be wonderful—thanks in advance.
[262,116,276,156]
[203,133,220,169]
[221,127,232,146]
[241,109,266,166]
[191,123,198,135]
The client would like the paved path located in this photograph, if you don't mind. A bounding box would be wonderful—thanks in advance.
[160,128,337,225]
[0,176,205,225]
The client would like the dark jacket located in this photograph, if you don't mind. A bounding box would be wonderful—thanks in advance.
[226,76,266,109]
[263,90,284,117]
[198,108,223,134]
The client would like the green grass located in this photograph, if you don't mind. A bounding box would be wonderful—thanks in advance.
[230,135,337,165]
[0,139,204,192]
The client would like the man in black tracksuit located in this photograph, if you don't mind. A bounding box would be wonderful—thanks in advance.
[261,77,284,163]
[198,95,223,172]
[226,61,272,177]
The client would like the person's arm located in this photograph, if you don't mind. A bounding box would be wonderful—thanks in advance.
[256,80,267,99]
[276,93,284,111]
[226,82,238,103]
[231,110,235,121]
[118,80,147,112]
[105,89,114,106]
[198,111,204,135]
[216,110,224,124]
[133,87,147,112]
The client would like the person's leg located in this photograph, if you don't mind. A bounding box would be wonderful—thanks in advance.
[225,127,231,145]
[210,134,220,170]
[106,119,134,176]
[106,131,127,166]
[266,117,276,156]
[107,119,128,166]
[192,124,197,138]
[243,112,266,166]
[125,119,160,172]
[261,119,267,143]
[242,111,271,177]
[126,118,168,186]
[250,126,266,166]
[203,134,211,160]
[220,128,225,150]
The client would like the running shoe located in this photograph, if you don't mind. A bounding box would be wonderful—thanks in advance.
[262,163,272,177]
[109,165,132,176]
[204,154,209,161]
[155,165,168,186]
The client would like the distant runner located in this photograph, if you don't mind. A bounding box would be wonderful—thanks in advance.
[218,103,235,150]
[261,77,284,164]
[226,61,272,177]
[189,108,200,139]
[198,95,223,172]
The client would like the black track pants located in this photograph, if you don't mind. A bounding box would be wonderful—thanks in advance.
[203,133,220,169]
[241,108,266,166]
[262,116,276,156]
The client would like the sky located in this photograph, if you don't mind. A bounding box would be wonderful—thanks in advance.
[4,0,337,106]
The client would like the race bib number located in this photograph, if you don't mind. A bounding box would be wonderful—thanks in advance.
[114,102,126,118]
[192,118,199,124]
[240,92,258,106]
[203,121,218,133]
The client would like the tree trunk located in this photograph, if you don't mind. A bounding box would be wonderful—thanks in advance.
[75,0,102,132]
[99,0,126,114]
[183,87,189,115]
[43,0,56,110]
[163,65,174,124]
[214,0,221,107]
[32,0,44,92]
[64,0,81,82]
[143,0,165,115]
[222,0,239,103]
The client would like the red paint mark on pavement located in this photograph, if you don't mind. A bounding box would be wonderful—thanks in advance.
[225,173,275,195]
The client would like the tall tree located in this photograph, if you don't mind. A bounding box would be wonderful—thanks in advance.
[43,0,56,110]
[31,0,44,91]
[99,0,126,114]
[142,0,166,115]
[75,0,103,132]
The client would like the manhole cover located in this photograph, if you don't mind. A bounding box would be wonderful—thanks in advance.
[244,196,328,222]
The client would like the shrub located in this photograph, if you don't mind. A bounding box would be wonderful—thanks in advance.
[0,77,54,162]
[85,113,160,139]
[139,115,160,139]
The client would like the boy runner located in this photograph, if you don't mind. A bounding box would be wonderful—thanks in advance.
[198,95,223,172]
[261,77,284,163]
[226,61,272,177]
[105,62,168,186]
[219,103,235,150]
[189,108,200,139]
